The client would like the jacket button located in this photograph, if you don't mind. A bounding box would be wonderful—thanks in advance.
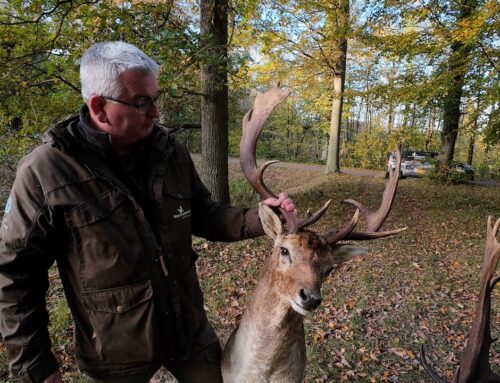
[116,305,124,313]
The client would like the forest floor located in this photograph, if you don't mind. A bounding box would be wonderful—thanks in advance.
[0,158,499,382]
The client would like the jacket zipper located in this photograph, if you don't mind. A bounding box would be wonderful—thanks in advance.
[158,246,169,277]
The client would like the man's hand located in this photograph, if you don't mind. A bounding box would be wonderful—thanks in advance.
[43,370,62,383]
[263,191,295,212]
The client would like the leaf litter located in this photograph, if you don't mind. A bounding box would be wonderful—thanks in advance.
[0,164,498,382]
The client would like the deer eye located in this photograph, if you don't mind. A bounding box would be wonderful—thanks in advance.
[280,247,291,263]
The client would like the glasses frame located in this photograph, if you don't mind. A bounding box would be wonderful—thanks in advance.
[102,93,162,115]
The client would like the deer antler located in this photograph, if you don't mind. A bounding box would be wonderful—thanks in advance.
[322,146,407,244]
[240,84,405,239]
[420,216,500,383]
[240,84,331,233]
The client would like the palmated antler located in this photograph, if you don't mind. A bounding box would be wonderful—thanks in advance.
[420,216,500,383]
[240,84,331,233]
[240,83,405,239]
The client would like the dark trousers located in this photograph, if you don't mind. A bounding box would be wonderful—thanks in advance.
[88,323,223,383]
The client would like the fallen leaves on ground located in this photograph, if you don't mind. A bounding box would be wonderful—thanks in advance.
[1,166,498,382]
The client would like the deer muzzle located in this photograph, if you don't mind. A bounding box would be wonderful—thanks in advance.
[298,288,322,311]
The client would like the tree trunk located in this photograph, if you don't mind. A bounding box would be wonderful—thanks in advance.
[356,97,362,133]
[325,75,345,173]
[467,136,475,165]
[439,74,464,164]
[438,0,476,166]
[325,0,349,174]
[409,103,416,128]
[200,0,230,204]
[387,103,394,132]
[425,107,435,152]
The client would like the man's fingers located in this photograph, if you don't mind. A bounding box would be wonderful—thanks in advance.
[282,201,295,211]
[263,192,294,211]
[263,197,282,207]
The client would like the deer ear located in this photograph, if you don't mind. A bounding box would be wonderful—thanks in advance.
[258,203,284,240]
[330,244,367,265]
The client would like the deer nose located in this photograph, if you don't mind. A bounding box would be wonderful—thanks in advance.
[299,288,322,310]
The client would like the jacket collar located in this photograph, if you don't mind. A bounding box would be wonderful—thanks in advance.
[77,104,113,151]
[43,105,171,155]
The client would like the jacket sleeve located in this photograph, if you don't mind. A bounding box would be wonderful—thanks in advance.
[0,160,60,382]
[187,154,265,242]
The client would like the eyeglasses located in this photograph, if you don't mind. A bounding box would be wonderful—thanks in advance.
[102,92,163,115]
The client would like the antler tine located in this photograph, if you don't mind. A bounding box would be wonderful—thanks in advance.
[346,227,408,240]
[322,145,406,245]
[343,145,407,240]
[420,216,500,383]
[346,144,401,232]
[419,345,447,383]
[322,209,360,244]
[448,216,500,383]
[240,84,332,233]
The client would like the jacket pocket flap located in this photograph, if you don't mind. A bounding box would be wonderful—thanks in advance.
[65,189,128,228]
[163,184,192,200]
[162,165,192,200]
[82,280,153,314]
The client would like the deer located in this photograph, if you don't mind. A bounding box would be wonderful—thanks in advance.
[420,216,500,383]
[220,84,407,383]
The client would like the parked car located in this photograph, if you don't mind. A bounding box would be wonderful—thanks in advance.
[386,151,437,178]
[386,151,474,180]
[448,160,475,181]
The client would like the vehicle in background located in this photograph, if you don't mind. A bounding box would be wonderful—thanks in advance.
[448,160,475,181]
[386,151,474,180]
[386,151,437,178]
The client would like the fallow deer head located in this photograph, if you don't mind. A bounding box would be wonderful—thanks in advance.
[240,84,407,315]
[420,216,500,383]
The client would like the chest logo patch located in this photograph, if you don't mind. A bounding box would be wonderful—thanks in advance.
[173,205,191,220]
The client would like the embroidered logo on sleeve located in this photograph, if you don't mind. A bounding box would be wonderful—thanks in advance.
[173,205,191,220]
[5,195,12,214]
[1,195,12,231]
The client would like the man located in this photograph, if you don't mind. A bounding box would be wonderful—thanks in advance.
[0,41,294,383]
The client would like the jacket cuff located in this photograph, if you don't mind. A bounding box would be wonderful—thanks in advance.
[245,205,265,238]
[16,352,59,383]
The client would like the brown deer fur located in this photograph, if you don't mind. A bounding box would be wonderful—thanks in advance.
[221,204,366,382]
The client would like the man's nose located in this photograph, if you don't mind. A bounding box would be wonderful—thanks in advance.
[149,102,160,118]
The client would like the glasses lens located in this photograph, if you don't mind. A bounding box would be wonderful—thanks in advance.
[137,92,163,115]
[137,100,152,115]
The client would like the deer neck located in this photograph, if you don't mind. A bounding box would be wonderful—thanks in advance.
[246,270,305,334]
[232,268,305,365]
[223,268,307,381]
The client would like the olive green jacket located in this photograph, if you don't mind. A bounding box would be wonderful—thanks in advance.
[0,109,264,382]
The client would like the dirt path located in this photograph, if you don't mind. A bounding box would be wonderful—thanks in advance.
[191,154,386,178]
[191,154,500,186]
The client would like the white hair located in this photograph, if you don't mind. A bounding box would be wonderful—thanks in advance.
[80,41,160,102]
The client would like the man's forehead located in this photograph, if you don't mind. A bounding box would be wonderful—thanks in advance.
[118,70,159,96]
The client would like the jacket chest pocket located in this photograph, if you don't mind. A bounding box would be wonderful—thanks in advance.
[64,189,149,289]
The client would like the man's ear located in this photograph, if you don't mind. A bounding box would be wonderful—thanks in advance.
[88,95,108,125]
[258,203,284,241]
[330,244,367,265]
